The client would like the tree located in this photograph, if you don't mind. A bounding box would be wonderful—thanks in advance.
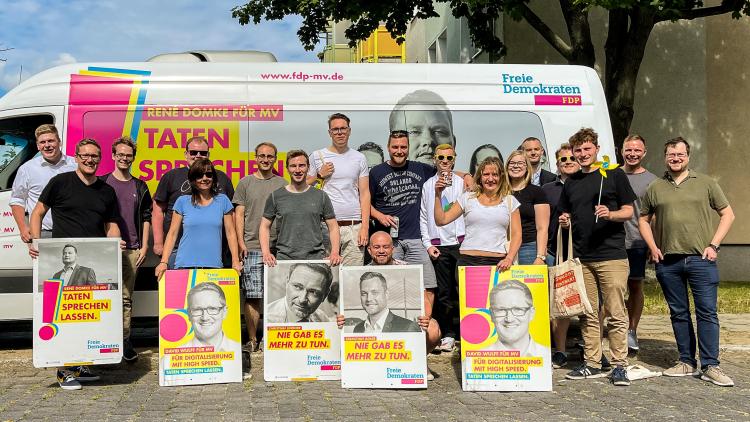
[0,44,12,62]
[232,1,750,152]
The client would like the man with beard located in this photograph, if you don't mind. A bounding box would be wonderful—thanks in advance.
[639,137,735,387]
[265,263,334,323]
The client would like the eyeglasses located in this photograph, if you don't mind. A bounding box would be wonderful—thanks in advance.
[666,153,687,159]
[436,155,455,162]
[508,161,527,168]
[188,150,209,157]
[77,153,101,162]
[188,306,224,317]
[558,156,575,163]
[491,307,531,317]
[256,154,276,160]
[329,127,350,134]
[114,153,134,160]
[197,171,214,179]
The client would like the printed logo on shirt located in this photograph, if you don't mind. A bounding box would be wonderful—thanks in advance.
[377,171,424,207]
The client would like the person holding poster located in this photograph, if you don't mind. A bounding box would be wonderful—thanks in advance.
[506,150,550,265]
[433,156,522,270]
[155,159,242,280]
[260,149,342,266]
[29,138,121,390]
[487,280,548,356]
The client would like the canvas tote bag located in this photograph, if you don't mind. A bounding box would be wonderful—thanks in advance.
[548,224,593,318]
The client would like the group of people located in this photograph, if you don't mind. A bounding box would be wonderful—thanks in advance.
[10,116,734,390]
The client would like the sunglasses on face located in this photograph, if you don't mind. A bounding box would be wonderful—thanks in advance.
[188,150,209,157]
[558,156,575,163]
[435,155,455,162]
[198,172,214,178]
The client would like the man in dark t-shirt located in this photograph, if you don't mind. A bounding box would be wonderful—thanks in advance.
[29,138,121,391]
[558,129,636,386]
[151,136,234,268]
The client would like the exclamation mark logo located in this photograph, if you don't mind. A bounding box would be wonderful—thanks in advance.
[159,270,191,342]
[38,280,62,340]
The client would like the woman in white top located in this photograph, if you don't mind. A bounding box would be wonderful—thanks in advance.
[434,156,521,270]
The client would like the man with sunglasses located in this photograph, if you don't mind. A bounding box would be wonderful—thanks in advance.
[28,138,121,390]
[152,136,234,268]
[233,142,287,353]
[98,136,153,363]
[419,143,465,352]
[307,113,370,265]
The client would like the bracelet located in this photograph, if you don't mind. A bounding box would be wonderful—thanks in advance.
[158,262,167,266]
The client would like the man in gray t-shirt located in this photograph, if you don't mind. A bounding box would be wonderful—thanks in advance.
[621,135,657,352]
[260,150,342,265]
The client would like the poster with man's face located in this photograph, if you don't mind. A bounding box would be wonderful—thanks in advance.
[263,260,341,381]
[32,237,122,368]
[459,265,552,392]
[158,269,242,386]
[339,265,427,389]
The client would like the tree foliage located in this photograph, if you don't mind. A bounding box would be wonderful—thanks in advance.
[232,0,750,151]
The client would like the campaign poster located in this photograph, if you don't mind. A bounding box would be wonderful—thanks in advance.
[158,269,242,386]
[32,238,123,368]
[459,265,552,391]
[263,260,341,381]
[340,265,427,389]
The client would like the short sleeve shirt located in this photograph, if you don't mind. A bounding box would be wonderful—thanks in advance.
[173,194,234,269]
[641,171,729,255]
[512,184,550,244]
[38,171,119,238]
[369,161,436,240]
[559,168,636,262]
[308,148,369,220]
[624,170,657,249]
[232,174,288,250]
[263,187,336,260]
[153,167,234,236]
[457,193,521,254]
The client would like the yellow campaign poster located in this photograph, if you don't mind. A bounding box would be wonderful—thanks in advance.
[158,269,242,386]
[459,265,552,391]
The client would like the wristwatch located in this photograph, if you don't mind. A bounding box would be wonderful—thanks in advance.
[709,244,720,253]
[536,254,546,261]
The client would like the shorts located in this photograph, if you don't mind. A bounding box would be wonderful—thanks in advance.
[393,238,438,289]
[241,250,264,299]
[626,247,648,280]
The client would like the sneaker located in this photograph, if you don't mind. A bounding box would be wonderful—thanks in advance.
[242,350,252,380]
[427,366,435,381]
[565,363,608,380]
[701,366,734,387]
[627,329,639,352]
[600,354,612,371]
[551,351,568,369]
[73,366,100,382]
[439,337,455,353]
[57,370,81,390]
[122,339,138,362]
[662,361,699,377]
[609,366,631,386]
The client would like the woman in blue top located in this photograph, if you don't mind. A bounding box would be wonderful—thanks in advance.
[156,159,241,279]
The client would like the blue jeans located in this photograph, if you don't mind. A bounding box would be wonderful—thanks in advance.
[518,241,538,265]
[655,255,720,369]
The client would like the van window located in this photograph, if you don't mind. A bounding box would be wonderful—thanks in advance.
[0,115,54,190]
[248,108,548,175]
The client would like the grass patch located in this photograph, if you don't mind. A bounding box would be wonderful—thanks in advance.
[642,278,750,315]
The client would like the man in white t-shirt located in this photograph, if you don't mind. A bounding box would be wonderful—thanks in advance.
[419,143,465,352]
[307,113,370,265]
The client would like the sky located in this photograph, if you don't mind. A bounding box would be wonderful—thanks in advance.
[0,0,320,96]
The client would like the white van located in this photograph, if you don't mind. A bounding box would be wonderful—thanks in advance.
[0,59,615,320]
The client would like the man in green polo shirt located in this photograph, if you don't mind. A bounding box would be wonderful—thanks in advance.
[638,137,735,387]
